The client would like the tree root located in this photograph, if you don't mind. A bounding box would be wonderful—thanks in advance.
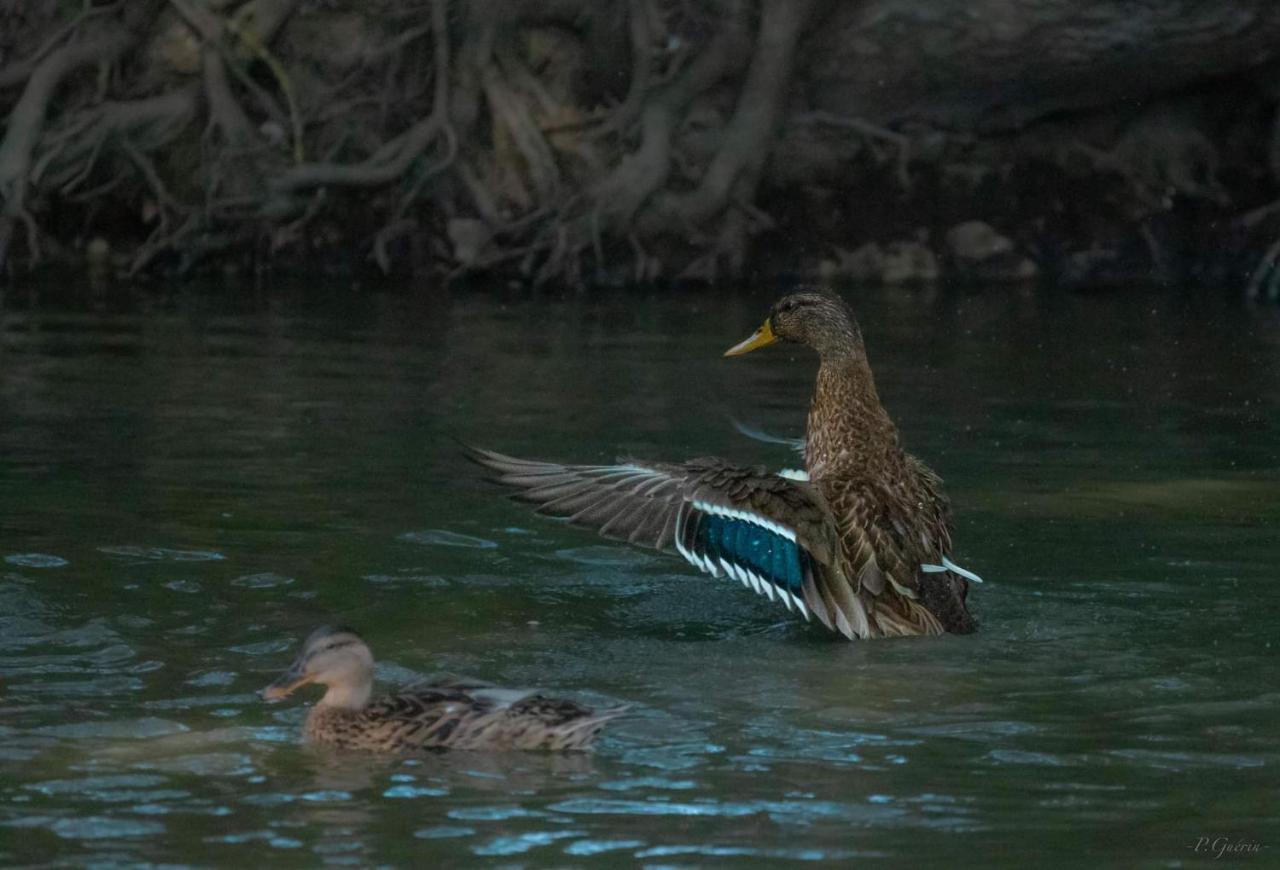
[587,2,752,228]
[7,0,1271,290]
[0,23,141,268]
[797,111,913,189]
[2,0,788,281]
[0,2,121,90]
[269,0,451,198]
[587,0,654,142]
[1246,234,1280,302]
[648,0,814,230]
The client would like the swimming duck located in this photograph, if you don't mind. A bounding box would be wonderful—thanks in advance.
[262,626,625,751]
[470,288,980,640]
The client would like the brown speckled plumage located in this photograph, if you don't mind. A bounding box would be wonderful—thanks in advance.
[469,288,979,640]
[789,291,970,636]
[303,687,620,752]
[264,628,625,752]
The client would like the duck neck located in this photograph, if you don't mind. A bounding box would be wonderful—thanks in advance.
[317,680,373,711]
[806,346,901,476]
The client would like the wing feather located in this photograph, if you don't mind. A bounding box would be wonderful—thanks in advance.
[469,447,876,638]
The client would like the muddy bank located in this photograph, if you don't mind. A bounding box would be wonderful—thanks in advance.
[1,1,1279,299]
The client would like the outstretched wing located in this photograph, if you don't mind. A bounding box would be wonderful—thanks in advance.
[468,447,870,637]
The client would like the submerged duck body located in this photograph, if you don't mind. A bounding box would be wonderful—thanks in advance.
[471,288,980,640]
[263,627,624,752]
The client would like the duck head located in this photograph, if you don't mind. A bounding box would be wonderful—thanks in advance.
[262,626,375,710]
[724,288,863,359]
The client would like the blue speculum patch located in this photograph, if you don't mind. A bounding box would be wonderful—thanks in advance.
[694,513,806,595]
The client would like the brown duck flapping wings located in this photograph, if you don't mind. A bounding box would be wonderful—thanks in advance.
[468,447,877,639]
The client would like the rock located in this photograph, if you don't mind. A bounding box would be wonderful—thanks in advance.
[447,219,493,266]
[945,220,1038,282]
[85,237,112,287]
[147,11,201,76]
[86,237,111,266]
[946,220,1015,261]
[259,121,286,147]
[285,13,374,73]
[881,240,940,284]
[822,239,939,284]
[824,242,884,282]
[1058,246,1121,289]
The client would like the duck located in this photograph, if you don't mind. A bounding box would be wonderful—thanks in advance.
[261,626,626,751]
[469,287,981,640]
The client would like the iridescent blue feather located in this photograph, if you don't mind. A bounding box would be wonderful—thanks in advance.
[694,514,806,599]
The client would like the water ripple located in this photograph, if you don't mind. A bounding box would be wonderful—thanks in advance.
[97,546,226,562]
[636,844,859,861]
[414,826,475,839]
[34,718,188,740]
[448,806,546,821]
[553,546,653,567]
[1106,748,1267,770]
[229,639,291,656]
[4,554,68,568]
[231,572,295,589]
[208,830,304,849]
[362,572,449,587]
[473,830,583,856]
[398,530,497,549]
[26,774,167,796]
[49,816,166,840]
[599,777,697,792]
[564,838,647,856]
[137,752,256,776]
[383,785,449,799]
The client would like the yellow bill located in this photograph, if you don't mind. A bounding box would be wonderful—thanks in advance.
[724,319,779,357]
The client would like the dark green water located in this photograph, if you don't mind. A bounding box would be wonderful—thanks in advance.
[1,282,1277,868]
